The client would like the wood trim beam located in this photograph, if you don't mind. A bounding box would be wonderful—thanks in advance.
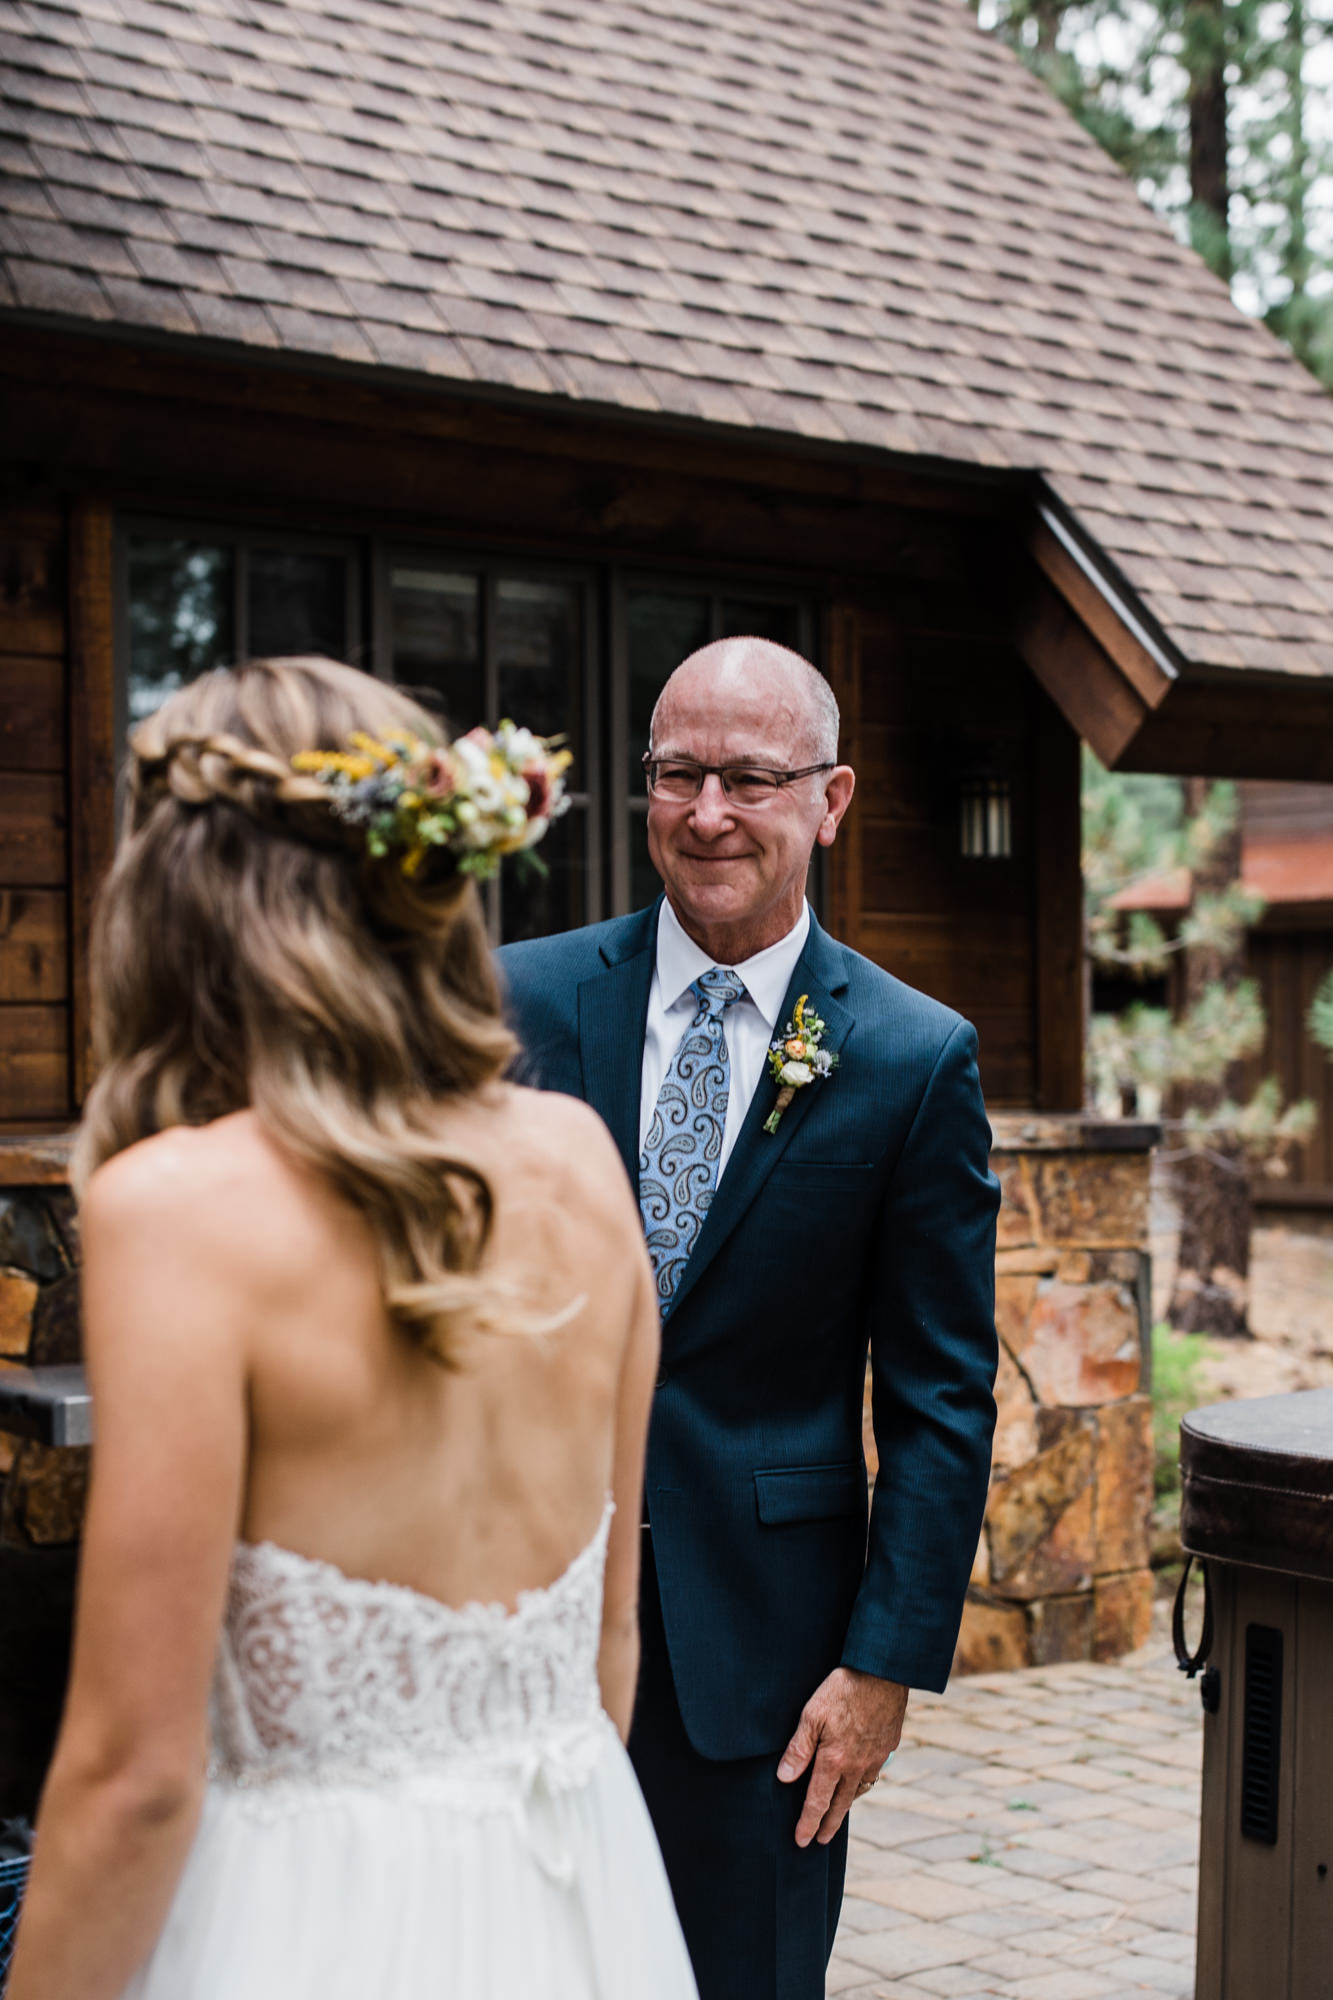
[1113,676,1333,782]
[66,498,115,1109]
[1029,516,1175,711]
[0,324,1021,526]
[0,1132,73,1184]
[1012,565,1149,766]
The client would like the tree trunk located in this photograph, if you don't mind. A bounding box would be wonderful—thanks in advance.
[1284,0,1308,297]
[1168,779,1251,1337]
[1185,0,1231,281]
[1276,0,1313,365]
[1032,0,1062,58]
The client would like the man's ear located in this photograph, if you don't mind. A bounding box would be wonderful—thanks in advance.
[816,766,855,847]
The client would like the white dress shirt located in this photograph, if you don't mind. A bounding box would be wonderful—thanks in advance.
[639,899,811,1183]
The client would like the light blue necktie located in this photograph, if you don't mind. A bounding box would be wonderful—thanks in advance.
[639,967,746,1312]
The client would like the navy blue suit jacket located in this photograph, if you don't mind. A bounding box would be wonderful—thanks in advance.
[497,904,999,1761]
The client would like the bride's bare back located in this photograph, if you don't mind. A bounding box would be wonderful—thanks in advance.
[85,1085,656,1621]
[234,1084,654,1608]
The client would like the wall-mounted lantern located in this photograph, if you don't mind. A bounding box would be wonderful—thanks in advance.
[959,775,1011,858]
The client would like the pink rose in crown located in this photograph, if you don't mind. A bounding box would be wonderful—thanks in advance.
[422,749,455,798]
[522,761,551,820]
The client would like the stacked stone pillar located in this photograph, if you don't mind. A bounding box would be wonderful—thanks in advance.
[958,1114,1158,1671]
[860,1115,1158,1671]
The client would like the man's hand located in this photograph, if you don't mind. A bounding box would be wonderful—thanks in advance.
[776,1667,909,1848]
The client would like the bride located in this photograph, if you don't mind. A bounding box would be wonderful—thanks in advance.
[7,656,698,2000]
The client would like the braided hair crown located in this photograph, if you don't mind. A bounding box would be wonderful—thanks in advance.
[123,657,471,916]
[127,660,399,849]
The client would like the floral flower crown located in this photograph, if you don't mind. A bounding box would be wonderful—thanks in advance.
[292,721,573,880]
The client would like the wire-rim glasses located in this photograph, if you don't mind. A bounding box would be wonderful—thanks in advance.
[642,755,834,807]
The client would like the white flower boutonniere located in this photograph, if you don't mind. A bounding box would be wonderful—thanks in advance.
[763,994,837,1134]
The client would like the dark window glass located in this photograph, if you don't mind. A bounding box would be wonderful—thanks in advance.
[248,550,348,660]
[626,590,709,787]
[496,579,581,749]
[390,567,482,733]
[719,599,802,648]
[495,581,584,941]
[500,808,586,945]
[126,538,233,723]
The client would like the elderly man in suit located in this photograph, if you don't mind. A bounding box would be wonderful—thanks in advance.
[496,638,999,2000]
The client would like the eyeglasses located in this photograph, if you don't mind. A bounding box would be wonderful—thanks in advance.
[642,755,834,807]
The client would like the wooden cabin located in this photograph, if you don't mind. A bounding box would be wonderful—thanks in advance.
[3,0,1333,1130]
[2,0,1333,1793]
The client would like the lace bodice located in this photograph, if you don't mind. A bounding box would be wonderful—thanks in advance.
[210,1501,614,1791]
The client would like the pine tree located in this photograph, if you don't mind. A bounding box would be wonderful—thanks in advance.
[982,0,1333,387]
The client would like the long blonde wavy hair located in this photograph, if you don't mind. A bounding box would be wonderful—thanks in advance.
[75,655,519,1363]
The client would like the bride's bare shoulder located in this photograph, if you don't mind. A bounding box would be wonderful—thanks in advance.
[500,1082,615,1155]
[493,1085,637,1217]
[81,1113,315,1252]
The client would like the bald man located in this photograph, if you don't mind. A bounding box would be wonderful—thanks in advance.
[497,641,999,2000]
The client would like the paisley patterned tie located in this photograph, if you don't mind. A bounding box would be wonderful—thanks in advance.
[639,967,746,1311]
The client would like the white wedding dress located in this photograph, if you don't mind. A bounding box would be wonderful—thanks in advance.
[120,1500,697,1998]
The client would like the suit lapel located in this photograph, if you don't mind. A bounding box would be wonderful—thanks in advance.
[666,917,854,1322]
[577,903,658,1184]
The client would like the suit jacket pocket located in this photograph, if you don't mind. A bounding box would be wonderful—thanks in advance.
[754,1461,866,1524]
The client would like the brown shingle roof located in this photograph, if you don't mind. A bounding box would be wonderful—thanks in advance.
[3,0,1333,679]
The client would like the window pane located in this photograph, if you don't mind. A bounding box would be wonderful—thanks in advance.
[248,549,348,661]
[390,568,482,734]
[126,537,234,724]
[719,599,802,648]
[500,806,586,944]
[626,590,709,789]
[496,578,581,749]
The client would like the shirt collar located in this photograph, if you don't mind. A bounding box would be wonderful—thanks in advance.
[654,898,811,1032]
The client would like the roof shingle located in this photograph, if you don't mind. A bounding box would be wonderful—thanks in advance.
[3,0,1333,679]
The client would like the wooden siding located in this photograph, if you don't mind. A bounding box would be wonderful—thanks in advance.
[0,505,70,1123]
[1248,928,1333,1203]
[829,598,1084,1109]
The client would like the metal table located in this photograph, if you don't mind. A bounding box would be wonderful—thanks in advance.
[0,1365,93,1447]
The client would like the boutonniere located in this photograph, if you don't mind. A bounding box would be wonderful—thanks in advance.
[763,994,837,1134]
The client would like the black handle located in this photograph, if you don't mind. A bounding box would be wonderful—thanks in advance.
[1172,1552,1214,1679]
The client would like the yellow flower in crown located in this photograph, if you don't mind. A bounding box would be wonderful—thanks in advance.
[293,720,572,880]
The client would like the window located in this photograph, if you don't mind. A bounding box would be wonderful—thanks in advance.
[119,522,815,942]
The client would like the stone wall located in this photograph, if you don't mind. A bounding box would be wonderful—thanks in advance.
[0,1144,84,1815]
[859,1116,1158,1673]
[959,1114,1158,1672]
